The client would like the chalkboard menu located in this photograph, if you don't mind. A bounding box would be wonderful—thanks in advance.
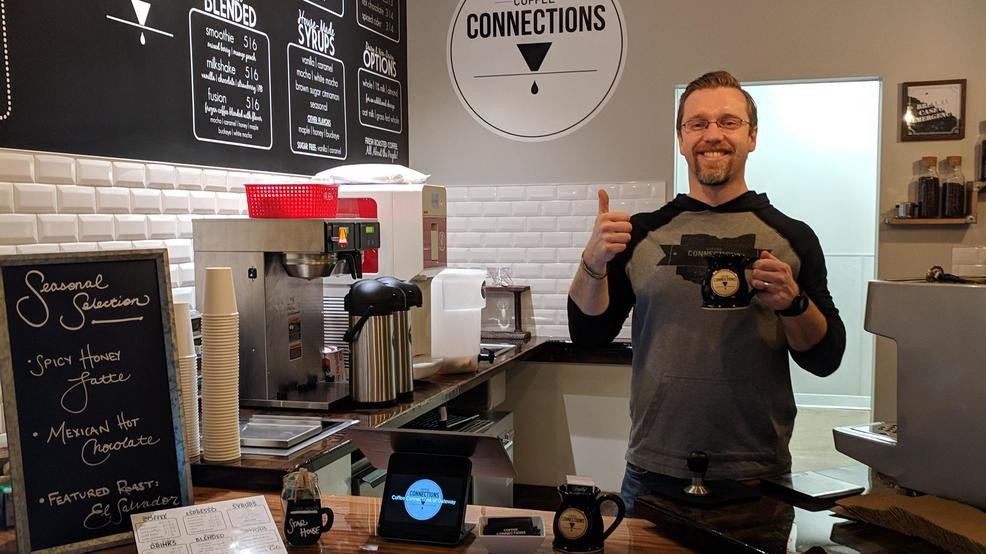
[0,250,192,553]
[0,0,407,175]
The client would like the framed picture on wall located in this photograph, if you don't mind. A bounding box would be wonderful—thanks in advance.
[900,79,966,141]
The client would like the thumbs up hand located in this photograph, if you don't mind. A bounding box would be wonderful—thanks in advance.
[582,189,632,275]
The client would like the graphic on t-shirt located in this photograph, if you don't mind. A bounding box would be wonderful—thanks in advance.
[657,233,760,284]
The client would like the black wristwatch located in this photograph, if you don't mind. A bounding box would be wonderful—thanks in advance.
[776,290,809,317]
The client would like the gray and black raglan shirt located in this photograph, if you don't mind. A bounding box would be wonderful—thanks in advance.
[568,192,846,480]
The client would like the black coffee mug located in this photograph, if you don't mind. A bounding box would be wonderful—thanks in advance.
[552,484,625,553]
[283,501,333,546]
[701,254,758,309]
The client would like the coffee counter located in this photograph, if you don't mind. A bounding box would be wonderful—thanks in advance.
[192,339,629,490]
[0,484,940,553]
[0,487,691,553]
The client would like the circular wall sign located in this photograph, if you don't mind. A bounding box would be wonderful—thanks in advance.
[448,0,627,142]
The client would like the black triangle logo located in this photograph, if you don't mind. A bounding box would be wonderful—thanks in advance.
[517,42,552,72]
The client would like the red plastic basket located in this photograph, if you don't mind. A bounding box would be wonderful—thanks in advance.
[245,183,339,218]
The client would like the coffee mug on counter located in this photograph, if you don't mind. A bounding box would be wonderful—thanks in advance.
[283,503,333,546]
[281,469,333,546]
[552,484,625,553]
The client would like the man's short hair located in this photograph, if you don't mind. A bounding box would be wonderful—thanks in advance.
[676,70,758,134]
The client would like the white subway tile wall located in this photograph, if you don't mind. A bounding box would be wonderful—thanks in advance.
[176,167,204,191]
[951,246,986,277]
[131,188,163,213]
[76,159,113,187]
[36,155,75,185]
[162,190,191,214]
[78,214,115,241]
[57,185,97,213]
[0,149,666,337]
[0,153,35,182]
[14,183,57,213]
[96,187,132,213]
[0,150,253,311]
[0,183,13,212]
[147,164,177,190]
[445,183,666,338]
[113,162,147,188]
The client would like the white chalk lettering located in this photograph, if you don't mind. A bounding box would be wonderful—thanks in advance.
[61,370,131,414]
[15,270,108,328]
[47,419,111,445]
[47,486,111,507]
[82,434,160,466]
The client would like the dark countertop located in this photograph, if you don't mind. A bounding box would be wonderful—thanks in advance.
[191,337,632,490]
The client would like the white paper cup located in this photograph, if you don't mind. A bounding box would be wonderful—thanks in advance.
[173,302,196,358]
[202,267,238,314]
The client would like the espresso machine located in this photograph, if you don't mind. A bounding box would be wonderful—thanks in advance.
[193,218,380,409]
[834,279,986,509]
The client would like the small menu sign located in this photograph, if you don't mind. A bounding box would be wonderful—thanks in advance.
[131,495,286,554]
[0,250,191,553]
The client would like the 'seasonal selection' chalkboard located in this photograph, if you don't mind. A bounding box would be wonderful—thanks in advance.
[0,250,192,553]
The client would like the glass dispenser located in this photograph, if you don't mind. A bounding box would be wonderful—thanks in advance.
[941,156,966,218]
[917,156,940,218]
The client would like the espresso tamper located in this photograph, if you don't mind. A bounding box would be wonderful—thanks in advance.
[683,451,710,496]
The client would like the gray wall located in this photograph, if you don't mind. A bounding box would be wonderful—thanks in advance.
[407,0,986,421]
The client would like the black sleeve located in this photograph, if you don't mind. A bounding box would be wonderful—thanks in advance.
[787,224,846,377]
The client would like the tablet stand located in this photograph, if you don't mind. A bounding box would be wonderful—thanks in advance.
[347,427,516,546]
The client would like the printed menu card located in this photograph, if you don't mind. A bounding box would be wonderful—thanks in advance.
[130,495,287,553]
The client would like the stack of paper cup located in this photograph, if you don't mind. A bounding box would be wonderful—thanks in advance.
[173,302,200,462]
[200,267,241,463]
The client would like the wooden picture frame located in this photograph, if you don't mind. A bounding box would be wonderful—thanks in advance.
[900,79,966,141]
[0,249,192,553]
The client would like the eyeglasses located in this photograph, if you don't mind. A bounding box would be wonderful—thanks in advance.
[680,116,751,134]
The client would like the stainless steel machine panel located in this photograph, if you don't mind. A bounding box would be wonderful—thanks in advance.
[834,280,986,509]
[193,218,377,410]
[193,219,331,253]
[193,251,325,406]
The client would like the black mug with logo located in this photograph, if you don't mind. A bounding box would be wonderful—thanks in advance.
[552,484,625,553]
[701,253,758,309]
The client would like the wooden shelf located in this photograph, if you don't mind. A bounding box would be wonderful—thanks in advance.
[885,181,983,226]
[884,216,974,225]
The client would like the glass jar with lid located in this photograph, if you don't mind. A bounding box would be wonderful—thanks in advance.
[917,156,940,218]
[941,156,966,218]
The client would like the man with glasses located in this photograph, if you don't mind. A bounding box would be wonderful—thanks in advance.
[568,70,845,514]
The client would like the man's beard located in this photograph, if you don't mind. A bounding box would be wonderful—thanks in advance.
[691,155,732,186]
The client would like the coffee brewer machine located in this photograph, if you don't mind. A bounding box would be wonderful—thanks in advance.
[834,280,986,509]
[193,218,380,409]
[323,184,448,370]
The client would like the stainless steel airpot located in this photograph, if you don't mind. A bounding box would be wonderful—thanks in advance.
[343,279,404,407]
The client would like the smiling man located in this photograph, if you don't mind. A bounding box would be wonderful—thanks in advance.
[568,70,846,514]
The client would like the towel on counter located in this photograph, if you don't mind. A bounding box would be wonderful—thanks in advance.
[313,164,429,184]
[834,492,986,553]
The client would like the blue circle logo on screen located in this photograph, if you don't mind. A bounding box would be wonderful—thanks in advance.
[403,479,444,521]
